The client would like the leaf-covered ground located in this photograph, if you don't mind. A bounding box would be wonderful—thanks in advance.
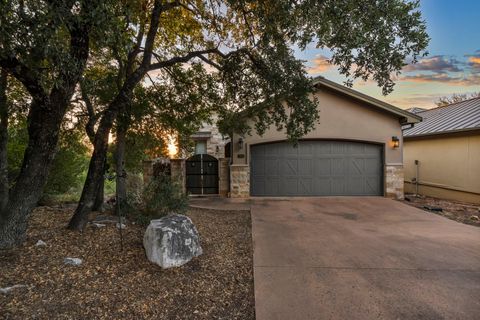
[0,206,254,319]
[402,194,480,227]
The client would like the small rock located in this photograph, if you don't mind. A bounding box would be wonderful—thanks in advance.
[116,223,127,229]
[0,284,27,294]
[35,240,47,247]
[64,257,82,266]
[92,223,106,228]
[144,214,202,269]
[470,215,479,221]
[423,205,443,212]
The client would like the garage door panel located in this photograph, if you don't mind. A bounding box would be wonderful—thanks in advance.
[314,178,333,195]
[298,159,313,176]
[279,178,298,195]
[279,159,298,176]
[349,158,365,175]
[251,158,265,176]
[347,177,366,194]
[332,158,346,175]
[314,158,332,176]
[251,141,383,196]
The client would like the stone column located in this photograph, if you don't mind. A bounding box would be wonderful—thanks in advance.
[230,164,250,198]
[385,164,404,200]
[218,158,230,196]
[170,159,186,194]
[143,160,154,185]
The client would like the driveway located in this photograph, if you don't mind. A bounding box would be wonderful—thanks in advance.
[251,197,480,320]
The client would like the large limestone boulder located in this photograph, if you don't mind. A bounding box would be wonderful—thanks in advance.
[143,214,202,268]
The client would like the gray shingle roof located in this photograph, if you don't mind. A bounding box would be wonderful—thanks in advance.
[404,97,480,137]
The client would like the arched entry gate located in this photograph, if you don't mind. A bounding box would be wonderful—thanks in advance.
[186,154,219,195]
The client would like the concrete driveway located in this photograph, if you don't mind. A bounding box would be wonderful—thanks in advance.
[251,197,480,320]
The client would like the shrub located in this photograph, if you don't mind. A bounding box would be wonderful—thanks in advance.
[136,174,188,224]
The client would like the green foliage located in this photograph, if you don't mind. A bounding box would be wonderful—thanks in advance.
[43,131,89,195]
[140,174,188,222]
[7,119,89,196]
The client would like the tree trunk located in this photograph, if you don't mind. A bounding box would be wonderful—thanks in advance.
[92,177,105,211]
[0,98,68,248]
[0,69,8,212]
[115,120,127,214]
[68,101,125,230]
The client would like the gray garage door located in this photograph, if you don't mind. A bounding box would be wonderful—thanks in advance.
[250,141,383,196]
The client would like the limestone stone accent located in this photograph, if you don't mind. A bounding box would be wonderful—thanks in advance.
[230,164,250,198]
[218,158,230,196]
[170,159,186,194]
[143,215,202,269]
[191,115,230,159]
[143,160,154,185]
[386,165,404,200]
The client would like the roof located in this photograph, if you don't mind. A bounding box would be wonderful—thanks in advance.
[403,97,480,138]
[312,76,421,125]
[405,107,427,114]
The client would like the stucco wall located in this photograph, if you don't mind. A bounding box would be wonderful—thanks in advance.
[404,133,480,204]
[232,88,403,165]
[229,88,405,198]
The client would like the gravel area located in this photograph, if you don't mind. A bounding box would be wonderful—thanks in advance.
[0,206,254,319]
[402,194,480,227]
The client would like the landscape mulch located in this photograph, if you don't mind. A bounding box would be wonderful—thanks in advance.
[0,206,255,319]
[402,194,480,226]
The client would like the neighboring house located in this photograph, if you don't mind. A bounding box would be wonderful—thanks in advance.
[145,77,420,199]
[403,98,480,204]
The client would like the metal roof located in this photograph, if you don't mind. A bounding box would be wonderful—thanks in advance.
[405,107,427,114]
[312,76,421,124]
[404,97,480,138]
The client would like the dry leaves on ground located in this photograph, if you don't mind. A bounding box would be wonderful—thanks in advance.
[0,206,254,320]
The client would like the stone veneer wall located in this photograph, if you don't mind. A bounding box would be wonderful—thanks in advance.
[143,160,154,185]
[218,158,230,196]
[192,116,230,159]
[170,159,186,194]
[385,165,404,200]
[230,164,250,198]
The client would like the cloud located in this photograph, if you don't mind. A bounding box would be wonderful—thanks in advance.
[307,55,334,74]
[466,50,480,73]
[385,93,445,109]
[403,55,462,73]
[399,73,480,86]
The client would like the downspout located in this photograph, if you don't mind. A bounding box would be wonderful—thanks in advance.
[414,160,419,196]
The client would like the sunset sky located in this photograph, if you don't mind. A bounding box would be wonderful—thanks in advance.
[299,0,480,110]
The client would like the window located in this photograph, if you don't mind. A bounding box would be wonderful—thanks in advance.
[195,140,206,154]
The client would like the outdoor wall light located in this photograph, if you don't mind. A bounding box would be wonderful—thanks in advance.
[391,136,400,149]
[238,137,244,150]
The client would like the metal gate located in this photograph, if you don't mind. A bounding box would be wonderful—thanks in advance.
[186,154,219,195]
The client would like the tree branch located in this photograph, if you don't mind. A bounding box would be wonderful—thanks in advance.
[148,49,220,71]
[0,56,46,100]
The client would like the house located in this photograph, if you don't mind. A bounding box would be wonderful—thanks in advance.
[403,97,480,204]
[144,77,420,200]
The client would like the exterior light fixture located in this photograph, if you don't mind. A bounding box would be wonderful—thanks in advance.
[238,137,244,150]
[391,136,400,148]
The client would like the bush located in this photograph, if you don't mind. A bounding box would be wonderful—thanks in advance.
[137,174,188,224]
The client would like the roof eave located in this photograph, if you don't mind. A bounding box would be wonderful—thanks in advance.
[312,76,422,124]
[404,127,480,139]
